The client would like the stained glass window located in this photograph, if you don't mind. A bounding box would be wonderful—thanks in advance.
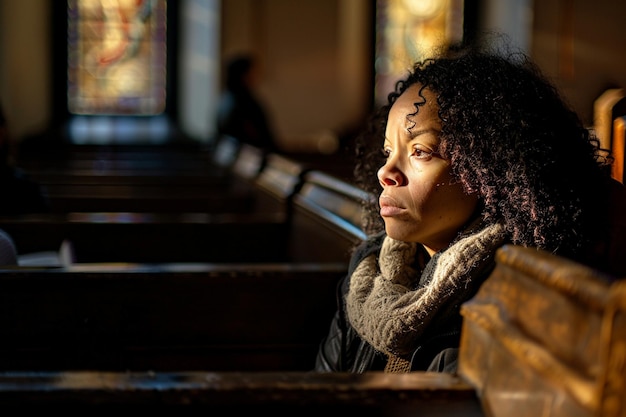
[375,0,464,105]
[67,0,167,116]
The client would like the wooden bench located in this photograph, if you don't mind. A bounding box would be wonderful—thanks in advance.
[0,143,507,412]
[1,145,313,264]
[2,197,625,417]
[288,170,370,263]
[459,244,625,417]
[0,161,372,372]
[0,212,290,263]
[34,142,260,213]
[19,136,250,180]
[41,183,261,213]
[20,139,269,214]
[18,143,219,175]
[0,371,482,414]
[0,163,363,266]
[0,262,346,373]
[0,244,623,415]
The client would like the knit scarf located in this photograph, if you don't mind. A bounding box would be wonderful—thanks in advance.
[345,221,506,371]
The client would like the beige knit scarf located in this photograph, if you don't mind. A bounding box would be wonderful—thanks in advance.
[345,221,505,371]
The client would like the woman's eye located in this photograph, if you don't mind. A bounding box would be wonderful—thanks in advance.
[412,147,434,160]
[381,147,391,158]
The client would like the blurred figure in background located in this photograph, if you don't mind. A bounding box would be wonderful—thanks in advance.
[216,54,279,152]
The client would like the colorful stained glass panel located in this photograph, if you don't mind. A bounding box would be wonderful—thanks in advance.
[67,0,167,115]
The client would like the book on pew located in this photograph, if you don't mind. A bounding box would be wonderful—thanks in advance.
[16,239,74,267]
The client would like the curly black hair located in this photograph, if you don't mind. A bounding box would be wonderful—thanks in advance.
[354,40,613,263]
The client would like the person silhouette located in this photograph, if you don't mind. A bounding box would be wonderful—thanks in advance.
[216,54,279,152]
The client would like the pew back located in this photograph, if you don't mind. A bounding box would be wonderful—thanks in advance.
[0,212,290,264]
[289,170,370,263]
[0,370,482,414]
[459,244,623,417]
[21,140,265,214]
[0,262,345,372]
[2,144,305,264]
[3,151,367,266]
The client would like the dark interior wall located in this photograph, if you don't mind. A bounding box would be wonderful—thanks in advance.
[532,0,626,125]
[220,0,375,152]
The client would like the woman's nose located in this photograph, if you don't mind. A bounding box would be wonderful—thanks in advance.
[377,163,405,187]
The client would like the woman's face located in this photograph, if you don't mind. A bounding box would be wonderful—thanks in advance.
[377,84,479,256]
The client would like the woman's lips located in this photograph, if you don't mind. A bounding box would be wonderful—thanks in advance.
[379,195,405,217]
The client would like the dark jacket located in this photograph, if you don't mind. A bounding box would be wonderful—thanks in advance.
[314,231,496,373]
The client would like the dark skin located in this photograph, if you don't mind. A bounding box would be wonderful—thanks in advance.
[378,83,479,257]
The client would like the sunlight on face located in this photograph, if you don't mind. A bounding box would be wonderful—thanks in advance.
[377,84,479,256]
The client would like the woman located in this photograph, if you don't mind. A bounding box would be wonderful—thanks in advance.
[314,41,626,373]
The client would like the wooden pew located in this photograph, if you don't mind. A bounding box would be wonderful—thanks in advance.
[3,156,370,266]
[29,139,309,218]
[0,180,476,411]
[34,142,258,213]
[19,138,252,197]
[18,143,219,175]
[0,148,495,412]
[0,241,623,414]
[0,212,290,263]
[41,183,261,213]
[19,136,247,184]
[0,262,348,373]
[1,145,309,264]
[0,165,369,371]
[459,244,625,417]
[252,151,308,215]
[288,170,370,263]
[20,138,268,214]
[0,371,482,414]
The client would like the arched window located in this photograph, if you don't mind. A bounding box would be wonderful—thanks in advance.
[58,0,220,145]
[67,0,168,116]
